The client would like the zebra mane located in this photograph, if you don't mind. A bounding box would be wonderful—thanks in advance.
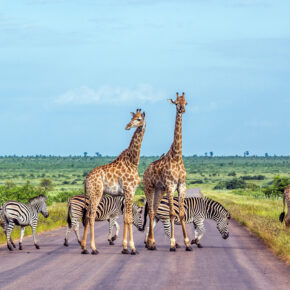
[29,194,47,205]
[202,197,230,218]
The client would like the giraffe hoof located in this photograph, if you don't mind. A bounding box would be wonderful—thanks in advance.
[148,245,156,251]
[35,244,40,250]
[109,241,114,245]
[144,243,148,248]
[111,235,117,241]
[122,249,130,254]
[186,246,193,251]
[91,250,99,255]
[197,244,203,248]
[176,243,181,248]
[131,250,139,255]
[81,249,89,255]
[170,247,176,252]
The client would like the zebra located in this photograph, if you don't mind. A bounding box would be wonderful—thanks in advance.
[143,196,230,248]
[279,184,290,227]
[1,195,49,251]
[64,194,143,247]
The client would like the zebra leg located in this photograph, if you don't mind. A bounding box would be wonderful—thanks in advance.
[177,183,192,251]
[32,225,40,249]
[64,225,71,247]
[74,221,81,245]
[108,218,116,245]
[192,221,205,248]
[111,220,120,244]
[4,229,16,248]
[6,221,15,251]
[19,226,25,250]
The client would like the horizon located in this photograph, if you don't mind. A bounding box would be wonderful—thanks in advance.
[1,1,289,156]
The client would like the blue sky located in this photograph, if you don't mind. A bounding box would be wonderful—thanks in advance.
[0,0,289,156]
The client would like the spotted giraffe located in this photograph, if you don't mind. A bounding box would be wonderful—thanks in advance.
[279,184,290,227]
[81,109,146,255]
[143,92,192,251]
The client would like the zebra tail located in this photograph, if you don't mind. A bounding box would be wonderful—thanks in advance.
[67,204,72,228]
[142,201,149,231]
[279,212,285,223]
[82,207,88,227]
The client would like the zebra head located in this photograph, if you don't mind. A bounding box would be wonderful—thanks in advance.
[216,213,230,239]
[132,204,143,231]
[29,195,49,218]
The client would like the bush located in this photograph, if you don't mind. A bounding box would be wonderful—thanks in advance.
[189,179,203,184]
[228,171,236,177]
[241,175,265,180]
[0,181,46,204]
[263,176,290,198]
[214,178,248,190]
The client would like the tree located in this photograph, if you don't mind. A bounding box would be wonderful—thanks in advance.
[265,153,269,157]
[39,178,53,192]
[209,152,213,157]
[83,152,88,158]
[95,152,102,157]
[244,151,249,157]
[204,152,208,157]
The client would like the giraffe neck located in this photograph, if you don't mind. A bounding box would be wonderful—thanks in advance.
[170,111,183,160]
[127,122,146,167]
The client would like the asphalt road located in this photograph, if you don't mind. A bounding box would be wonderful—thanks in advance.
[0,219,289,290]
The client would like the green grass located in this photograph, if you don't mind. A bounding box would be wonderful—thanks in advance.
[205,190,290,265]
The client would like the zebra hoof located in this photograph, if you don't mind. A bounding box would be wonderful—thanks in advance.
[7,245,14,251]
[122,249,130,254]
[111,235,117,241]
[197,244,203,248]
[81,249,89,255]
[176,243,181,248]
[64,240,69,247]
[109,241,114,245]
[12,243,16,248]
[35,244,40,250]
[19,244,23,250]
[91,250,99,255]
[131,250,139,255]
[186,246,192,251]
[169,247,176,252]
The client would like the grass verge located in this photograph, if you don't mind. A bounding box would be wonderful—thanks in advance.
[205,190,290,265]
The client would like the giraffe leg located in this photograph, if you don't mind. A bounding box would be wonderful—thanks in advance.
[167,190,177,251]
[81,220,90,254]
[178,183,192,251]
[144,184,156,250]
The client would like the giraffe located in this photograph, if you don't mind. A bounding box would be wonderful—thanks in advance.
[143,92,192,251]
[80,109,146,255]
[279,184,290,227]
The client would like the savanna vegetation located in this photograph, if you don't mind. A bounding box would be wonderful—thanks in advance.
[0,155,289,262]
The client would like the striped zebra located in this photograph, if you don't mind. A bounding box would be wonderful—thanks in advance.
[1,195,49,251]
[143,196,230,248]
[64,194,143,247]
[279,184,290,227]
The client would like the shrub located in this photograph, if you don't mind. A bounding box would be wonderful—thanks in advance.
[189,179,203,184]
[241,175,265,180]
[263,176,290,198]
[228,171,236,177]
[214,178,248,190]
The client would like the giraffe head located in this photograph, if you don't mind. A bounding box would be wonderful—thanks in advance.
[125,109,146,130]
[168,92,188,114]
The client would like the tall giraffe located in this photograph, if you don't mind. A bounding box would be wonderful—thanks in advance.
[81,109,146,255]
[143,92,191,251]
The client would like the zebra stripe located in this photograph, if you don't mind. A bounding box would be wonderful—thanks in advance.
[1,195,49,251]
[144,196,230,248]
[64,194,143,247]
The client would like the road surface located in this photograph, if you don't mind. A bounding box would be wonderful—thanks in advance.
[0,219,289,290]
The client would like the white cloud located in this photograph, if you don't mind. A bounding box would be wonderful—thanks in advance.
[54,84,166,105]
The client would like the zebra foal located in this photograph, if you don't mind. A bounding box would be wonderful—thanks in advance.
[64,195,143,247]
[1,195,49,251]
[143,196,230,248]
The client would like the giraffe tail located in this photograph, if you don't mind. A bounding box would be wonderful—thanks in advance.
[142,201,149,231]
